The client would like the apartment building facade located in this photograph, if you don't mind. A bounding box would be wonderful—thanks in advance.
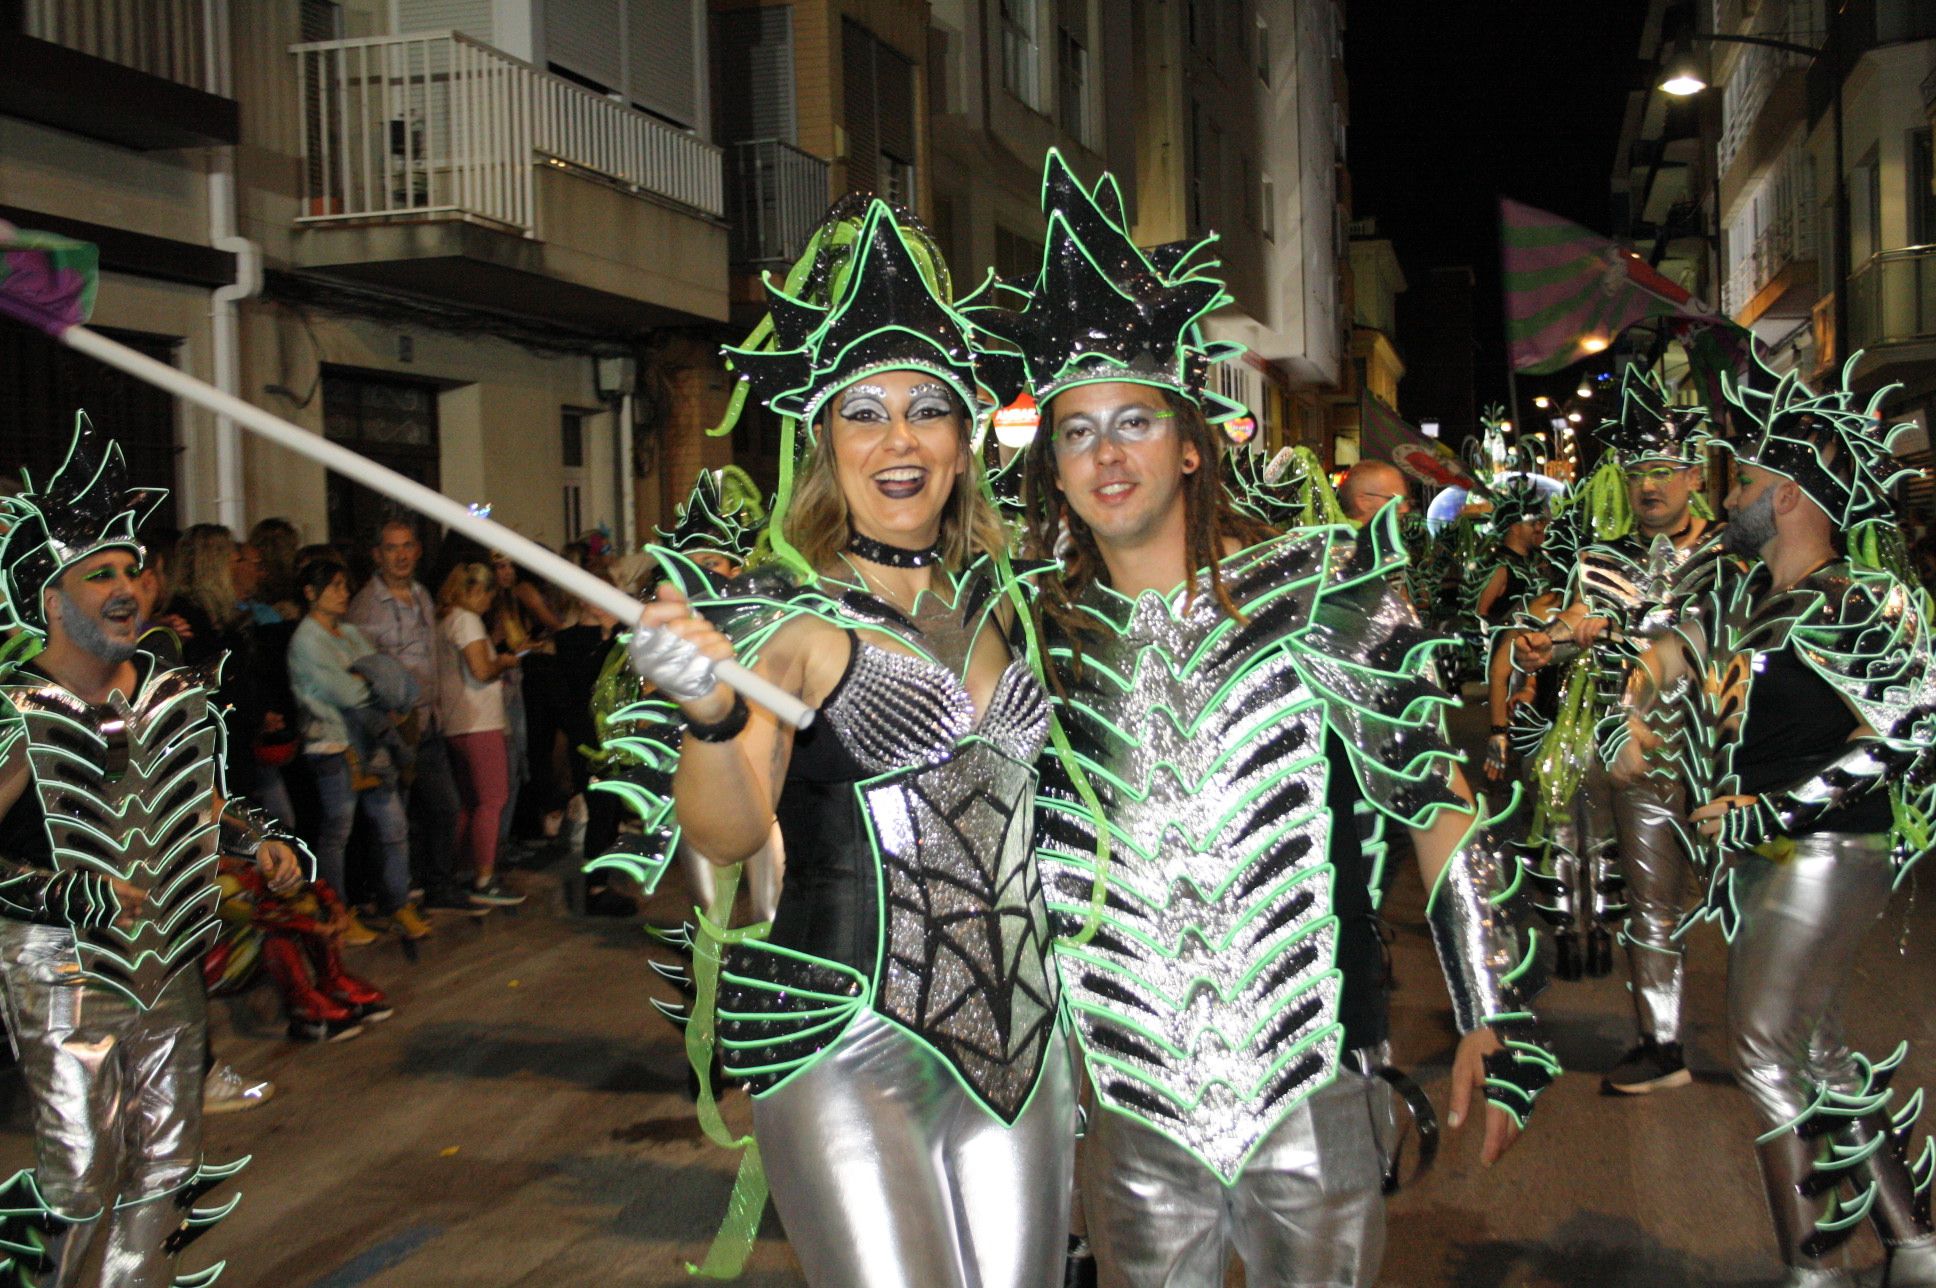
[4,0,729,553]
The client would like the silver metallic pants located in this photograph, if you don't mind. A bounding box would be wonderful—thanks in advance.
[0,920,205,1288]
[1613,771,1690,1043]
[1547,757,1619,934]
[753,1009,1077,1288]
[1083,1070,1387,1288]
[1726,832,1894,1127]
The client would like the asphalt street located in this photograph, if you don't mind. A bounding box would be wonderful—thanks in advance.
[3,711,1932,1285]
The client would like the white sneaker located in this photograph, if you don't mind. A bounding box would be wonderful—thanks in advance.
[203,1063,275,1115]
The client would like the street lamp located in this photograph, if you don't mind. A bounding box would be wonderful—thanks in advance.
[1576,378,1594,399]
[1533,394,1552,409]
[1656,17,1849,363]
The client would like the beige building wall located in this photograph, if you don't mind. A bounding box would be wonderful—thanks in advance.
[235,303,619,551]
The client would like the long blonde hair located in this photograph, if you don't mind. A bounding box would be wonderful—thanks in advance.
[783,398,1008,574]
[168,524,241,627]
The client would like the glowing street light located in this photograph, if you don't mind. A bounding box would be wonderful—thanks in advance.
[1533,395,1552,409]
[1576,379,1594,399]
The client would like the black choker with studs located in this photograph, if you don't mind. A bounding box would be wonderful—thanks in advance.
[847,533,944,568]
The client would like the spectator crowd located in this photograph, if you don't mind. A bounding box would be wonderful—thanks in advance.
[114,511,638,1078]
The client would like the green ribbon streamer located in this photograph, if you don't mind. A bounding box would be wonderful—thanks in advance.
[1528,657,1595,839]
[685,864,774,1279]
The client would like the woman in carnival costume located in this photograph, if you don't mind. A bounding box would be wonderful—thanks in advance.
[972,149,1557,1287]
[1620,356,1936,1285]
[622,198,1074,1288]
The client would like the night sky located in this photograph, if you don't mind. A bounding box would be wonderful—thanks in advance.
[1344,1,1651,410]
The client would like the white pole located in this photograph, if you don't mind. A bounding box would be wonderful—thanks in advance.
[61,324,813,729]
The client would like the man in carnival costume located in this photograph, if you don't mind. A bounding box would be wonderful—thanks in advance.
[972,149,1558,1287]
[1620,357,1936,1285]
[1514,370,1721,1084]
[0,413,304,1286]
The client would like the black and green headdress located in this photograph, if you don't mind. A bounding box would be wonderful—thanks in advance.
[1489,473,1552,533]
[655,465,766,565]
[968,149,1246,422]
[0,410,165,638]
[1595,366,1708,466]
[716,196,987,437]
[706,196,993,577]
[1720,353,1917,531]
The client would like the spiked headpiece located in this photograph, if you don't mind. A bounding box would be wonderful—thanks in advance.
[1595,367,1708,465]
[967,150,1246,422]
[1719,353,1918,530]
[1489,473,1552,532]
[655,465,766,564]
[720,197,987,434]
[0,411,165,637]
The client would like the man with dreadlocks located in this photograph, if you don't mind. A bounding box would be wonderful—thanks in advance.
[971,149,1557,1287]
[0,413,305,1286]
[1618,356,1936,1286]
[1513,368,1721,1082]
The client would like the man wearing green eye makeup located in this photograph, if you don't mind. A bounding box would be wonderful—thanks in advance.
[1511,369,1724,1097]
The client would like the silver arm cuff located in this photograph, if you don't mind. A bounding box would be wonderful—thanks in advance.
[218,800,312,877]
[1424,803,1546,1034]
[1766,738,1919,837]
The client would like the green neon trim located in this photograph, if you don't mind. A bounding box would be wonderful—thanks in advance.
[1502,931,1541,985]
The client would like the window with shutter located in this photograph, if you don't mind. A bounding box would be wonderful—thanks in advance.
[629,0,698,127]
[546,0,623,94]
[841,21,879,194]
[841,20,916,201]
[714,6,794,143]
[395,0,494,40]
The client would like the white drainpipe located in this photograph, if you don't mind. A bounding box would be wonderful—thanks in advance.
[617,389,636,551]
[205,0,259,531]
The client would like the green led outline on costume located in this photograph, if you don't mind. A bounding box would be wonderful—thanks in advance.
[1058,946,1343,1058]
[1082,1015,1343,1111]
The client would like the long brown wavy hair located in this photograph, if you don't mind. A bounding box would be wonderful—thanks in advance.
[783,390,1009,575]
[1022,387,1276,655]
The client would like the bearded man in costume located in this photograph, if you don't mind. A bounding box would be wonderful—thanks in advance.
[0,414,303,1286]
[1621,358,1936,1286]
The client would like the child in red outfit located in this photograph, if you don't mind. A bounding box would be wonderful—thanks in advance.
[205,859,394,1042]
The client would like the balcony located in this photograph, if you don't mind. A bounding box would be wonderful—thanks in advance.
[726,140,831,272]
[294,32,722,231]
[1847,245,1936,368]
[290,31,727,331]
[1,0,239,148]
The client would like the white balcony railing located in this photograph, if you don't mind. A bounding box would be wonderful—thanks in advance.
[22,0,221,93]
[292,31,723,237]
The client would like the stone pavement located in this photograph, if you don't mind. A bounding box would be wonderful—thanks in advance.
[2,801,1932,1285]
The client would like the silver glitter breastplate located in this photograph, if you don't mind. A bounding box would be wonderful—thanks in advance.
[720,636,1059,1122]
[1037,558,1348,1181]
[2,663,225,1008]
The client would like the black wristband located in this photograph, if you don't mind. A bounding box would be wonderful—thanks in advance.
[685,694,749,743]
[1489,725,1510,736]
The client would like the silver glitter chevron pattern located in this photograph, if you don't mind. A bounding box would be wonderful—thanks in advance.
[1037,531,1458,1181]
[1037,546,1355,1177]
[3,663,226,1009]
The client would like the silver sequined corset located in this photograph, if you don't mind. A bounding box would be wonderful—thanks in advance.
[1037,538,1402,1182]
[717,639,1061,1124]
[0,662,225,1008]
